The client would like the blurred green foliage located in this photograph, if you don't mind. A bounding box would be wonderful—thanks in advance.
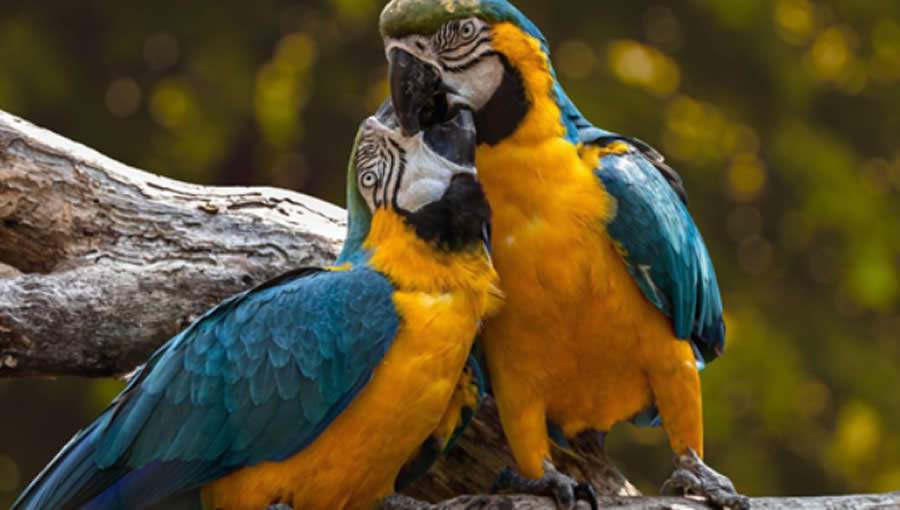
[0,0,898,504]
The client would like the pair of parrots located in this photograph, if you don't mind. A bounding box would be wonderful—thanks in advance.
[14,1,748,509]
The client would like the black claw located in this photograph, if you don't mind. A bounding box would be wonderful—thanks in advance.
[492,464,596,510]
[574,481,599,510]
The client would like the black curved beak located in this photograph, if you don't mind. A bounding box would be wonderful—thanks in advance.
[389,47,445,137]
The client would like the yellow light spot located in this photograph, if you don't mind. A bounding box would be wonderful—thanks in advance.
[808,26,855,81]
[105,78,141,118]
[332,0,377,21]
[847,247,899,309]
[774,0,814,45]
[255,33,317,147]
[150,78,194,129]
[608,40,680,97]
[557,40,596,80]
[727,153,767,202]
[831,401,882,466]
[663,95,742,164]
[276,33,317,72]
[149,78,193,129]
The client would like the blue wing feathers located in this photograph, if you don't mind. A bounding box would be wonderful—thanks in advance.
[596,148,725,366]
[14,265,400,510]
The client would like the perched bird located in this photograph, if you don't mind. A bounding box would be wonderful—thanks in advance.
[382,1,748,509]
[13,104,502,510]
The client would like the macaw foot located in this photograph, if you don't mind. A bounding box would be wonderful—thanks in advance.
[493,461,598,510]
[379,494,433,510]
[266,505,294,510]
[661,450,750,510]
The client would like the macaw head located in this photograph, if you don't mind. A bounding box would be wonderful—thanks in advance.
[340,100,488,261]
[381,0,574,145]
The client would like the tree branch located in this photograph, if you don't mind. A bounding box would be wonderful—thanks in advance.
[381,492,900,510]
[0,110,345,377]
[2,109,896,509]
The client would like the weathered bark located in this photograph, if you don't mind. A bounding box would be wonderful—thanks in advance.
[0,110,345,377]
[381,493,900,510]
[2,109,897,510]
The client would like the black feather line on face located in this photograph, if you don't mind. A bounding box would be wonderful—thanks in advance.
[388,138,407,211]
[473,55,529,146]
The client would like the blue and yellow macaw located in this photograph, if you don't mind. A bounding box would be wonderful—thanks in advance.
[382,1,748,508]
[13,105,502,510]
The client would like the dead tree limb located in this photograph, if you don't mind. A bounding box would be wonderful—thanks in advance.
[0,110,345,377]
[2,110,897,509]
[382,492,900,509]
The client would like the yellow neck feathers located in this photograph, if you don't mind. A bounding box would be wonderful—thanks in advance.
[363,209,502,312]
[476,23,617,228]
[489,23,566,146]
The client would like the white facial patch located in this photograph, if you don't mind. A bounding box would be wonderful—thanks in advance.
[395,137,460,212]
[356,119,475,214]
[444,56,504,111]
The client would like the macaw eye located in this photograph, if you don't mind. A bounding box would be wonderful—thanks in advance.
[360,171,378,188]
[460,21,477,40]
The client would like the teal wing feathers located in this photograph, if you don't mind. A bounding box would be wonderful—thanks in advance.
[594,147,725,367]
[14,266,400,510]
[552,84,722,426]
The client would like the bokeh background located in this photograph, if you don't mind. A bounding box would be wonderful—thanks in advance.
[1,0,898,504]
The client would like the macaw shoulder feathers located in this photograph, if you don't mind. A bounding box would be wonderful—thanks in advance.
[585,132,688,205]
